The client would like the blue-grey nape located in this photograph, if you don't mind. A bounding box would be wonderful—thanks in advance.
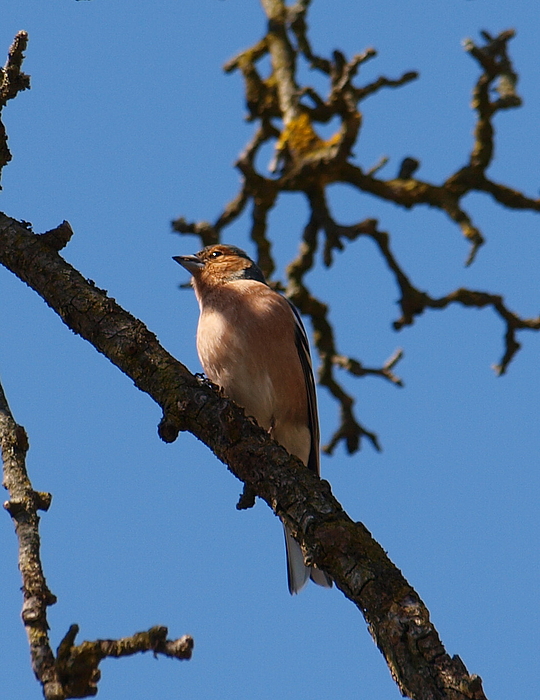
[236,263,267,284]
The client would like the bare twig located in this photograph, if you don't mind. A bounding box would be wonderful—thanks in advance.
[55,624,192,698]
[0,31,30,179]
[284,197,397,453]
[1,353,192,700]
[333,348,404,387]
[173,18,540,455]
[0,380,61,699]
[183,25,539,271]
[350,218,540,375]
[171,217,219,247]
[2,10,529,699]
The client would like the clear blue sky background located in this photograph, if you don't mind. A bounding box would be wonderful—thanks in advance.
[1,1,539,698]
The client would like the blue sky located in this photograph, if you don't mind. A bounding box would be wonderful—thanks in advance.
[1,1,539,698]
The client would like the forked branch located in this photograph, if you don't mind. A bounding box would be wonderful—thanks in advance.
[174,9,540,453]
[0,376,192,699]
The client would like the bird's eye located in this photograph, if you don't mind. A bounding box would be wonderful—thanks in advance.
[210,250,223,259]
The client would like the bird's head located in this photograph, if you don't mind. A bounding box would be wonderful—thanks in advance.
[173,244,267,287]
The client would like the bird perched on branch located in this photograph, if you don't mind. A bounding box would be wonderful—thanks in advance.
[174,244,332,594]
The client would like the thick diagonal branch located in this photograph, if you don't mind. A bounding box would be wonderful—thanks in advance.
[1,214,487,700]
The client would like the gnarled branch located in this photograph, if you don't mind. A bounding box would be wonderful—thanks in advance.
[0,213,486,700]
[0,31,30,179]
[0,374,193,699]
[174,15,540,454]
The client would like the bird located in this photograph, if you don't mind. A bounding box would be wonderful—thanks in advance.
[173,243,332,594]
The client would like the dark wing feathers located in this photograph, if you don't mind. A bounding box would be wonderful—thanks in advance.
[286,299,320,475]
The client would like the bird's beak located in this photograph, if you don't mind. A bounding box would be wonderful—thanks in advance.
[173,254,205,274]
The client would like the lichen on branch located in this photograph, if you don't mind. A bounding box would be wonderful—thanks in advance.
[174,5,540,454]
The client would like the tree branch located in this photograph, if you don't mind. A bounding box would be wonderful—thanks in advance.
[0,380,61,698]
[0,213,487,699]
[284,197,395,454]
[55,624,193,698]
[2,12,534,698]
[0,371,193,699]
[0,31,30,181]
[175,18,540,457]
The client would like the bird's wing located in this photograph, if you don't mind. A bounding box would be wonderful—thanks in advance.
[286,299,320,475]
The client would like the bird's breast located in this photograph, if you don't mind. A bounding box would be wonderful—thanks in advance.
[194,284,307,435]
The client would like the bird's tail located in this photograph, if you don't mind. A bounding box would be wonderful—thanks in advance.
[283,525,332,594]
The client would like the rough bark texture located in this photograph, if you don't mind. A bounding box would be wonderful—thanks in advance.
[0,383,61,698]
[0,365,193,700]
[0,214,486,699]
[0,31,30,181]
[177,9,540,455]
[3,6,538,697]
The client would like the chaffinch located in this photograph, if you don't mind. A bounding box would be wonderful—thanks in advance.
[174,244,332,594]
